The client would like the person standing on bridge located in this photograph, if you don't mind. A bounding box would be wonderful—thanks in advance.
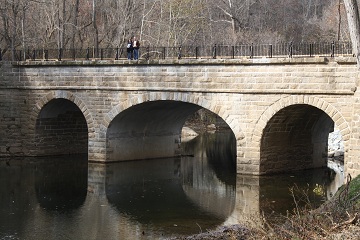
[127,38,134,60]
[133,36,140,60]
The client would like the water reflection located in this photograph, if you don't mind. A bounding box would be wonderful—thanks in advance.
[0,155,88,240]
[259,168,337,217]
[104,157,230,236]
[35,156,88,212]
[103,131,237,236]
[0,132,344,239]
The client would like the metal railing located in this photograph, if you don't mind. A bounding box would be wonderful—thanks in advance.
[0,42,353,62]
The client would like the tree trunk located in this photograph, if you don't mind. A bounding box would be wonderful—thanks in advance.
[71,0,80,50]
[61,0,66,48]
[343,0,360,68]
[92,0,99,54]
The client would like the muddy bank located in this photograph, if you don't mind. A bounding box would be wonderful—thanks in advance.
[170,224,250,240]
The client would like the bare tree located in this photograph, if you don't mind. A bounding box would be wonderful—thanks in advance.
[343,0,360,67]
[0,0,352,56]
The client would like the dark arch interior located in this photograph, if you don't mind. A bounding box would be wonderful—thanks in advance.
[260,104,334,175]
[35,99,88,156]
[106,100,202,161]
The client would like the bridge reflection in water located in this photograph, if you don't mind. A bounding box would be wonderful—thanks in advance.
[0,132,342,239]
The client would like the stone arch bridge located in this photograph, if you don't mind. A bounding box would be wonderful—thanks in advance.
[0,57,359,177]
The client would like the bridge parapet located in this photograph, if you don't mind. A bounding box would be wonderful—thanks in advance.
[2,57,357,96]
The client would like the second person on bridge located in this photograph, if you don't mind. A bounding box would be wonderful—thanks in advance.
[132,36,140,60]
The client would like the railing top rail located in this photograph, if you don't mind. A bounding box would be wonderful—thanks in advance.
[0,42,353,62]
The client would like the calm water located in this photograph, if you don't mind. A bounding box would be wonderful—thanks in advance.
[0,131,343,239]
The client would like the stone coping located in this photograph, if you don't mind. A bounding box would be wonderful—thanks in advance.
[7,56,357,67]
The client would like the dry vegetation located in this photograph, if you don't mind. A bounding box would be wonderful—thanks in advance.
[249,174,360,239]
[173,174,360,240]
[0,0,351,55]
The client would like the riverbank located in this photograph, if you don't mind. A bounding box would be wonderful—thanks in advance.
[172,174,360,240]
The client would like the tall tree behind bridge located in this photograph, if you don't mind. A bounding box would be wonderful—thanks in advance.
[343,0,360,67]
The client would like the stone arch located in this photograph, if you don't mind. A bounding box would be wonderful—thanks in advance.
[32,90,95,135]
[102,92,245,143]
[252,95,350,154]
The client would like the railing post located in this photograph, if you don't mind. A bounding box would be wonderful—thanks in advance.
[32,50,36,60]
[26,49,30,60]
[146,46,150,60]
[44,49,48,61]
[195,47,198,59]
[86,47,90,60]
[268,44,273,58]
[309,43,313,57]
[100,48,104,60]
[163,47,166,59]
[288,42,293,58]
[232,46,235,59]
[115,47,119,60]
[250,43,254,58]
[72,49,76,60]
[212,44,217,59]
[178,46,182,59]
[331,41,335,57]
[12,49,15,61]
[58,48,62,61]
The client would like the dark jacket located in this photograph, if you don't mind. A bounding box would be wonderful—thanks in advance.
[127,41,133,53]
[133,40,140,49]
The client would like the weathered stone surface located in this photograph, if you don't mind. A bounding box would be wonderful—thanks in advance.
[0,57,359,177]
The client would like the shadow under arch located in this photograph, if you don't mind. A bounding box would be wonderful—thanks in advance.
[252,96,350,175]
[260,104,335,174]
[34,92,91,156]
[106,100,201,161]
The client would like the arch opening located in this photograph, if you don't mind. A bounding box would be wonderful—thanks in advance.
[106,100,236,165]
[106,100,202,161]
[260,104,336,175]
[35,99,88,156]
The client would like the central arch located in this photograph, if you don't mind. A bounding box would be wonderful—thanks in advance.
[102,92,246,162]
[106,100,201,161]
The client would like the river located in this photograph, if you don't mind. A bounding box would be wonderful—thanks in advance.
[0,131,343,239]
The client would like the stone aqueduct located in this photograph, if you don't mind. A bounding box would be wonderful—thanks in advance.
[0,57,360,178]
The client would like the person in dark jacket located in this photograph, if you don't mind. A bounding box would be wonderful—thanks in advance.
[127,38,133,60]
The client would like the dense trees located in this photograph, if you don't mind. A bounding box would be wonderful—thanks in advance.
[0,0,352,54]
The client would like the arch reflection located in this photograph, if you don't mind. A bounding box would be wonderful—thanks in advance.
[35,154,88,212]
[104,132,237,235]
